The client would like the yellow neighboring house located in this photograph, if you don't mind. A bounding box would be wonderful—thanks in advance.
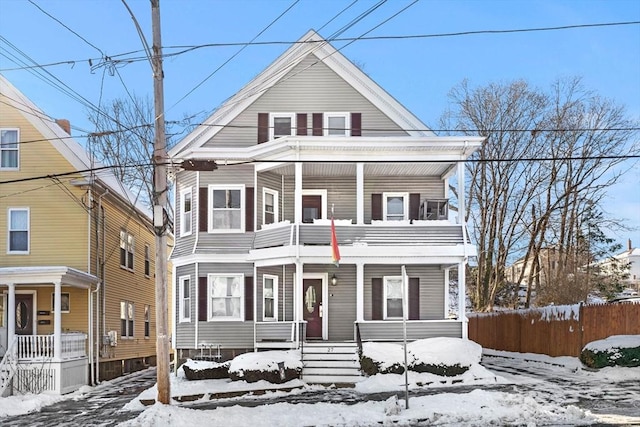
[0,75,169,396]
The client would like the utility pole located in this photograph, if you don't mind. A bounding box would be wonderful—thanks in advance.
[151,0,170,404]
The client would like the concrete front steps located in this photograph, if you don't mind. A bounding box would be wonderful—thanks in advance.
[301,341,364,385]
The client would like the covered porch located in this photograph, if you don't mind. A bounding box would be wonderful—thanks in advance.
[0,266,98,395]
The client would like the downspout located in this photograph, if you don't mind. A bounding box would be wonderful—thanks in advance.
[97,189,109,383]
[87,185,93,384]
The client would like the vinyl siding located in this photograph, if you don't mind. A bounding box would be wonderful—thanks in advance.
[175,264,196,348]
[203,54,407,148]
[172,170,197,259]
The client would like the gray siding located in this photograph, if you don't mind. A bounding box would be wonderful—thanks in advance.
[175,264,196,348]
[357,321,462,341]
[364,176,444,223]
[257,172,284,229]
[194,262,255,349]
[256,265,294,322]
[363,265,444,321]
[203,54,408,148]
[172,171,197,259]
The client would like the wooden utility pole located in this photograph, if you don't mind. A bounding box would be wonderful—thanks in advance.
[151,0,170,404]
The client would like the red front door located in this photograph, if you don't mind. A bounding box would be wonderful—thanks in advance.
[303,279,323,339]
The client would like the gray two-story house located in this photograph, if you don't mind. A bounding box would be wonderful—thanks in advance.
[168,30,482,381]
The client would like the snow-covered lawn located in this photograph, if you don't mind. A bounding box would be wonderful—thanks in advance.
[1,337,639,426]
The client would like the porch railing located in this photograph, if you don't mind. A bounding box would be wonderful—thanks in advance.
[17,333,87,361]
[354,320,463,342]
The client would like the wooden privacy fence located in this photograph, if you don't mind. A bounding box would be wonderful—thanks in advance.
[468,302,640,357]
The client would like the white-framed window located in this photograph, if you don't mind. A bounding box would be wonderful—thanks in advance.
[383,192,409,221]
[209,185,245,233]
[8,208,29,254]
[120,300,134,338]
[180,187,192,236]
[384,276,403,319]
[324,112,350,137]
[144,244,151,277]
[179,275,191,322]
[263,188,278,226]
[0,128,19,169]
[269,113,296,140]
[302,189,327,223]
[144,305,150,338]
[263,275,278,321]
[208,274,244,321]
[51,292,70,313]
[120,230,134,270]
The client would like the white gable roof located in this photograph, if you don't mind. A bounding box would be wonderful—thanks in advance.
[170,30,434,158]
[0,74,151,220]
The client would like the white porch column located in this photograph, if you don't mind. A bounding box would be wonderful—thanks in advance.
[458,261,468,339]
[444,267,450,317]
[356,262,364,321]
[356,163,364,225]
[7,283,15,348]
[457,161,465,224]
[294,162,302,224]
[295,261,303,342]
[54,280,62,360]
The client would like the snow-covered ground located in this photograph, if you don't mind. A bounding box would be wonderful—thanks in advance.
[1,337,638,426]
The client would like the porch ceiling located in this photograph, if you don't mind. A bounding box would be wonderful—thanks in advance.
[0,266,98,289]
[264,162,452,177]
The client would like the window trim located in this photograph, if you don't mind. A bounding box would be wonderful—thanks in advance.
[7,207,29,254]
[119,229,135,271]
[51,292,70,313]
[144,304,150,338]
[179,275,191,323]
[269,113,296,140]
[263,274,278,321]
[180,187,193,237]
[207,273,244,321]
[0,128,19,170]
[262,188,279,226]
[120,300,135,338]
[383,192,409,221]
[144,244,151,277]
[323,112,350,137]
[208,184,245,233]
[383,276,404,320]
[302,189,327,221]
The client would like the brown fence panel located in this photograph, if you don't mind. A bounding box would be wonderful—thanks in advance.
[581,303,640,351]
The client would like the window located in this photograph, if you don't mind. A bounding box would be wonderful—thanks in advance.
[144,305,150,338]
[179,276,191,322]
[384,276,404,319]
[144,244,151,277]
[208,274,243,320]
[324,113,350,137]
[269,113,296,140]
[120,301,134,337]
[209,185,245,233]
[180,187,192,236]
[263,275,278,321]
[1,129,19,169]
[120,230,134,270]
[421,199,448,220]
[302,189,327,223]
[383,193,408,221]
[51,292,70,313]
[8,208,29,253]
[263,188,278,226]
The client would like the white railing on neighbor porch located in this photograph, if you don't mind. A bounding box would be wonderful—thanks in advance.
[17,333,87,360]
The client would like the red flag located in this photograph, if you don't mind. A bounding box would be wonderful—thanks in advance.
[331,216,341,266]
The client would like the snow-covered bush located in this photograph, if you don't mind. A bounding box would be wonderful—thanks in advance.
[580,335,640,369]
[360,337,482,376]
[182,359,230,381]
[228,350,302,383]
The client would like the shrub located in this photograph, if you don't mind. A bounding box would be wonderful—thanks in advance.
[359,354,404,376]
[580,335,640,369]
[228,350,303,384]
[182,360,230,380]
[410,362,468,377]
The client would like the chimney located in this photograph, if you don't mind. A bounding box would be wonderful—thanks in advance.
[629,239,633,251]
[55,119,71,135]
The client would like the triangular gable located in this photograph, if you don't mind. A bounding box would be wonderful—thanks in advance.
[170,29,433,158]
[0,74,151,219]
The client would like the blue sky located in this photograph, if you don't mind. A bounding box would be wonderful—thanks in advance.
[1,0,639,251]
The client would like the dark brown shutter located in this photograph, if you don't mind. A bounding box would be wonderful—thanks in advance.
[198,276,208,321]
[296,113,307,136]
[199,187,208,232]
[258,113,269,143]
[409,193,421,221]
[371,193,382,221]
[245,187,254,232]
[351,112,362,136]
[372,278,383,320]
[244,276,254,321]
[409,277,420,320]
[312,113,323,136]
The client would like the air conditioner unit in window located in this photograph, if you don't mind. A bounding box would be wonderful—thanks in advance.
[420,199,449,221]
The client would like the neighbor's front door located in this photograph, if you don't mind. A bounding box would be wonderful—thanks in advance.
[303,279,323,339]
[15,293,34,336]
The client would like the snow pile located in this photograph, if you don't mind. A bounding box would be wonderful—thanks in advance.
[229,350,302,374]
[583,335,640,352]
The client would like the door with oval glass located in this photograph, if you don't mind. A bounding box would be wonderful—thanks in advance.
[303,279,323,339]
[15,293,34,336]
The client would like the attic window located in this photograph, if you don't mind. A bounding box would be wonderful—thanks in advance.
[324,113,350,137]
[1,128,19,169]
[270,113,296,140]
